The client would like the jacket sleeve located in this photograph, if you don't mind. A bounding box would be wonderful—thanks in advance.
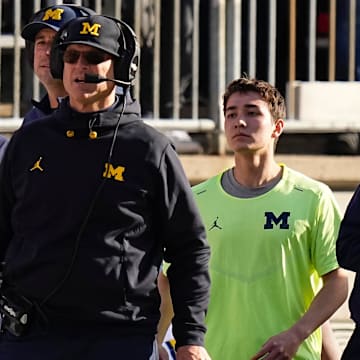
[158,144,210,348]
[0,136,15,268]
[336,185,360,271]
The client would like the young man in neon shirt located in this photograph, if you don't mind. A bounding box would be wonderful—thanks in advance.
[192,77,348,359]
[158,76,348,359]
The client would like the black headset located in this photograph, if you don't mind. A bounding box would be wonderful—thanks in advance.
[22,4,96,69]
[50,15,140,86]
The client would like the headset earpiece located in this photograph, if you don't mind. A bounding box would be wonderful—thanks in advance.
[115,19,140,84]
[50,23,71,80]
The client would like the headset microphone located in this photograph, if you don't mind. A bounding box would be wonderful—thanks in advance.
[75,73,131,86]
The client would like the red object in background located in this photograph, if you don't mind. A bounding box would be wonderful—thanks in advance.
[317,12,329,34]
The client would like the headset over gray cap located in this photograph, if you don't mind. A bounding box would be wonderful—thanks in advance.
[21,4,95,67]
[50,15,140,86]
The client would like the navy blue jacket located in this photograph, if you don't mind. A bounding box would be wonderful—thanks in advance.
[337,185,360,324]
[0,96,210,346]
[22,94,55,126]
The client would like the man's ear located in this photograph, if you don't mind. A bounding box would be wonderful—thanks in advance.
[272,118,284,139]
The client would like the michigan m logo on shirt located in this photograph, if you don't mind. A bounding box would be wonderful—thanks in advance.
[264,211,290,229]
[80,22,101,36]
[103,163,125,182]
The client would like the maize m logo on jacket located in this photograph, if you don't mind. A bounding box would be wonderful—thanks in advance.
[42,8,64,21]
[103,163,125,182]
[80,22,101,36]
[264,211,290,229]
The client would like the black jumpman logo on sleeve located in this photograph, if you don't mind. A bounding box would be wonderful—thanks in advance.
[209,216,222,231]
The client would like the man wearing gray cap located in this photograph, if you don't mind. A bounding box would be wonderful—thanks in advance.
[0,15,211,360]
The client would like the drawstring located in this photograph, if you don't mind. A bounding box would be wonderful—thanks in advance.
[88,117,98,139]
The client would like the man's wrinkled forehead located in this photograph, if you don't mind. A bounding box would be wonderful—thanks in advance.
[34,27,56,41]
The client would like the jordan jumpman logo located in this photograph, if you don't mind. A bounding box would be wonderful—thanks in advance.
[30,156,44,172]
[209,216,222,230]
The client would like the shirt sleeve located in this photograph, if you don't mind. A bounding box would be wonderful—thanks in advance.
[157,144,210,348]
[0,135,15,265]
[311,185,342,276]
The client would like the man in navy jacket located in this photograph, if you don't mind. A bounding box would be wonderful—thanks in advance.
[337,186,360,359]
[0,15,210,360]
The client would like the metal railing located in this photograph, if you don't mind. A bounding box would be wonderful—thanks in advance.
[1,0,360,153]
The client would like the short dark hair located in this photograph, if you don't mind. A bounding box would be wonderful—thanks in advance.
[223,77,286,121]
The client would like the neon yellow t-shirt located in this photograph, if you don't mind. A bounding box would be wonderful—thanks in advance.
[192,165,341,360]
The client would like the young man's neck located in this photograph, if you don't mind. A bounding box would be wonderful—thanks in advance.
[232,153,282,189]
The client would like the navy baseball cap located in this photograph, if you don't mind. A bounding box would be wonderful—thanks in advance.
[56,15,123,58]
[21,5,96,41]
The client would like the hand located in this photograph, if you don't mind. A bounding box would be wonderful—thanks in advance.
[176,345,211,360]
[158,344,170,360]
[250,329,302,360]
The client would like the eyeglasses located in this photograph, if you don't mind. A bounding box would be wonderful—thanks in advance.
[63,49,111,65]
